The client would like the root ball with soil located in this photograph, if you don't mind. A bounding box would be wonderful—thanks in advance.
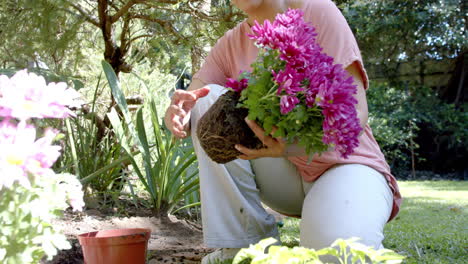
[196,91,263,163]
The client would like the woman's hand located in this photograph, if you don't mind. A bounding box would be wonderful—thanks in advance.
[164,86,210,138]
[235,118,287,160]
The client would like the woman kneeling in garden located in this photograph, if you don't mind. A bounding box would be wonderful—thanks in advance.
[164,0,402,263]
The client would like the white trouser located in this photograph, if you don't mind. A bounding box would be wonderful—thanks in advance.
[190,84,393,250]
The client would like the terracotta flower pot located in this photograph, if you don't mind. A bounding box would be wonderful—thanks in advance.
[78,228,151,264]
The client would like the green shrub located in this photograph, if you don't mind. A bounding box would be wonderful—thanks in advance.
[368,84,413,173]
[367,83,467,177]
[49,76,128,206]
[102,61,200,216]
[54,114,126,196]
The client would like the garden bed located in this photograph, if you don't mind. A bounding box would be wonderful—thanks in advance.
[43,209,210,264]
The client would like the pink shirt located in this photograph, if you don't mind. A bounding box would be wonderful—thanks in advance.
[193,0,401,221]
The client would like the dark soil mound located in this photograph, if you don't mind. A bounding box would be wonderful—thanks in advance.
[197,91,263,163]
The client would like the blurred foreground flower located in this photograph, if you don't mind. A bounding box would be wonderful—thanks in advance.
[0,120,61,189]
[0,69,80,120]
[0,69,84,263]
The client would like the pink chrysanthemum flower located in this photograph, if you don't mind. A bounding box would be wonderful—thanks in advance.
[230,9,362,158]
[273,66,304,95]
[226,77,249,93]
[0,119,61,190]
[280,95,300,114]
[0,69,81,120]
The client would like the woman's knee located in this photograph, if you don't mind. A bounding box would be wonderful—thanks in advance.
[300,214,385,250]
[251,158,304,216]
[299,164,392,250]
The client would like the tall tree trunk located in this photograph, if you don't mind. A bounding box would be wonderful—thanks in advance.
[97,0,132,77]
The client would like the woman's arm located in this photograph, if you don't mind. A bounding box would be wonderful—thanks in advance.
[346,62,368,132]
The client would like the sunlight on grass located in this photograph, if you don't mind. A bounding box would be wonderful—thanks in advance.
[384,181,467,264]
[280,217,300,248]
[279,180,468,264]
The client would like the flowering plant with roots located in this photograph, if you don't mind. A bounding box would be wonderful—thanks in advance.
[227,9,362,158]
[0,70,84,263]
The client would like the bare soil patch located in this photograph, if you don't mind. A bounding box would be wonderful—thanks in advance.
[43,209,211,264]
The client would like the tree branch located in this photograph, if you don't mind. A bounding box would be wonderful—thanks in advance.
[111,0,145,23]
[188,1,210,18]
[128,34,153,45]
[120,14,131,55]
[69,3,100,27]
[187,1,244,22]
[142,0,179,5]
[130,14,186,43]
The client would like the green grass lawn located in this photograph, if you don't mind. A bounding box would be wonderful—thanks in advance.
[279,180,468,264]
[383,181,468,264]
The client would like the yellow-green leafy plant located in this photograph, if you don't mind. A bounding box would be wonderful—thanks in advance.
[233,238,405,264]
